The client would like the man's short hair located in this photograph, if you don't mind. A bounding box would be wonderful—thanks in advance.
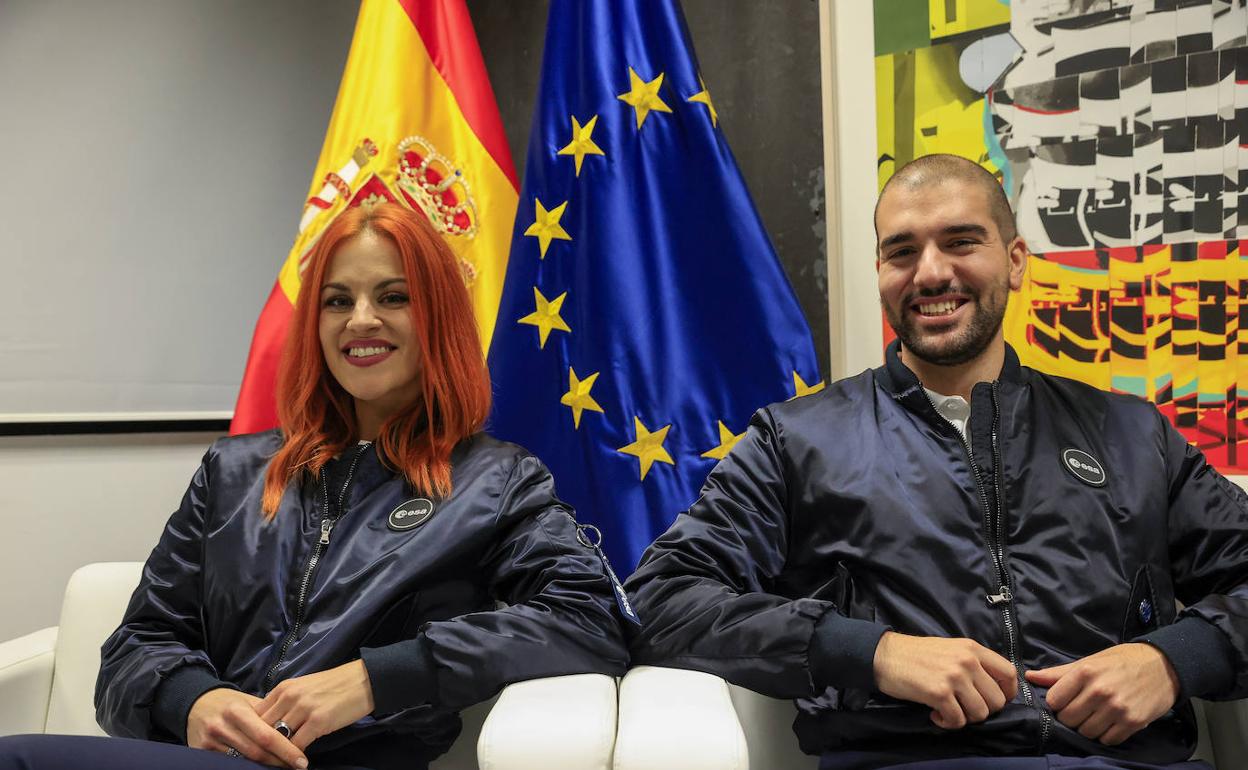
[874,154,1018,245]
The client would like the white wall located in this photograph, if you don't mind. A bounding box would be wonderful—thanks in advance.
[0,432,221,640]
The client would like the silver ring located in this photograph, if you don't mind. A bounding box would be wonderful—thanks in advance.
[225,747,242,758]
[576,524,602,548]
[274,719,292,738]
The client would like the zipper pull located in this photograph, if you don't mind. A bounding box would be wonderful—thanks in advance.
[319,518,334,545]
[986,586,1013,606]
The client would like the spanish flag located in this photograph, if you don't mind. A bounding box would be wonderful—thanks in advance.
[231,0,518,434]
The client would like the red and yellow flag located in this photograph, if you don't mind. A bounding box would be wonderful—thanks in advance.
[231,0,518,434]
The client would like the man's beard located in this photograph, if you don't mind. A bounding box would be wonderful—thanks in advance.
[884,281,1008,367]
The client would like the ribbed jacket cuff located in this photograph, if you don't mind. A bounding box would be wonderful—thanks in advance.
[152,666,235,743]
[809,612,891,692]
[1139,616,1235,699]
[359,636,439,714]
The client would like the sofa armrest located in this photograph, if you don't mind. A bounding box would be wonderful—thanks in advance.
[727,683,819,770]
[476,673,617,770]
[613,666,748,770]
[1201,698,1248,769]
[0,627,58,736]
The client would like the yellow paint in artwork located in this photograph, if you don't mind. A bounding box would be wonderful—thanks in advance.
[929,0,1012,39]
[1143,248,1173,404]
[915,98,991,161]
[1005,242,1248,410]
[875,55,896,192]
[912,44,996,172]
[1196,253,1228,406]
[874,41,998,195]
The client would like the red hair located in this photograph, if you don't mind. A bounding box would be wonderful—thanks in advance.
[261,202,491,516]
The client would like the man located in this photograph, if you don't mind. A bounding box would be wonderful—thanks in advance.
[624,154,1248,768]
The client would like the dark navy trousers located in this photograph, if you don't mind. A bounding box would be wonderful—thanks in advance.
[0,734,429,770]
[819,753,1213,770]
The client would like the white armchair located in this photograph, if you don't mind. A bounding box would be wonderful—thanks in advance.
[0,562,618,770]
[614,665,1246,770]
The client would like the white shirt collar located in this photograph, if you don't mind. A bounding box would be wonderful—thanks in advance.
[924,387,971,441]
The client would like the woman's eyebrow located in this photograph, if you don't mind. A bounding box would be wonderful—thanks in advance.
[320,277,406,293]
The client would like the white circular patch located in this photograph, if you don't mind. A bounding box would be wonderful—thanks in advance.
[1061,448,1106,487]
[387,498,434,531]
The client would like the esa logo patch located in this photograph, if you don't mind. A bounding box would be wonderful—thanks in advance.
[387,498,435,531]
[1061,448,1106,487]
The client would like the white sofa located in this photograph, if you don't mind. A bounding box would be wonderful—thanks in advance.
[0,562,618,770]
[613,665,1248,770]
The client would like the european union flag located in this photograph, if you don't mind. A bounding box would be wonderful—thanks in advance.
[487,0,822,570]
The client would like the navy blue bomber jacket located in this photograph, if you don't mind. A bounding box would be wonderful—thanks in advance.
[94,431,629,767]
[626,341,1248,763]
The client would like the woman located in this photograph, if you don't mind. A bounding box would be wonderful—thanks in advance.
[0,202,629,769]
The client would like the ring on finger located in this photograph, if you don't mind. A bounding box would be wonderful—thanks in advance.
[225,746,242,758]
[274,719,292,739]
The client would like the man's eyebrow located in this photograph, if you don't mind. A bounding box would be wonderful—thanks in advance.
[879,223,989,251]
[879,231,914,251]
[944,223,989,238]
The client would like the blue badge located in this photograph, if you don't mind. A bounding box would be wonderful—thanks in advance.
[577,524,641,626]
[1138,599,1153,625]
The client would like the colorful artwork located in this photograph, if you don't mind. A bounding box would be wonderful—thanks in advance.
[874,0,1248,470]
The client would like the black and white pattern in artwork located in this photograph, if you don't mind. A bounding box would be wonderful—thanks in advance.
[982,0,1247,252]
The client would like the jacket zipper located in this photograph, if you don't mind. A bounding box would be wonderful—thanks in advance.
[985,383,1052,746]
[921,383,1051,747]
[262,444,367,692]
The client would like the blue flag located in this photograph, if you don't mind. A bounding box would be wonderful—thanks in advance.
[487,0,822,570]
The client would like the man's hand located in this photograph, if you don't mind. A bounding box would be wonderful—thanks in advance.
[255,659,376,752]
[1025,643,1179,746]
[873,631,1019,729]
[187,688,308,768]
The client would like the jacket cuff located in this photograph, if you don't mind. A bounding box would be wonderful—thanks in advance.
[809,611,891,692]
[359,636,440,714]
[152,665,236,743]
[1138,616,1235,699]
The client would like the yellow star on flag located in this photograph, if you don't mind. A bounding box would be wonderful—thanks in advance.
[791,371,826,399]
[523,198,572,258]
[687,76,718,127]
[618,416,675,480]
[557,114,606,176]
[517,287,571,348]
[617,67,672,129]
[700,420,745,460]
[560,367,604,428]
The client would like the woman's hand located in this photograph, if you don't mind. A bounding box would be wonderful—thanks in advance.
[256,659,376,752]
[187,688,308,768]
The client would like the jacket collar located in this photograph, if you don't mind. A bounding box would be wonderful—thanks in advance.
[876,338,1023,399]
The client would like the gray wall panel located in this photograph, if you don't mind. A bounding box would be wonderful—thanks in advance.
[0,1,356,417]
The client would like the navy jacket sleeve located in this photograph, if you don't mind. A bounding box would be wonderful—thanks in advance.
[360,453,629,712]
[1143,413,1248,700]
[94,448,231,741]
[623,409,890,699]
